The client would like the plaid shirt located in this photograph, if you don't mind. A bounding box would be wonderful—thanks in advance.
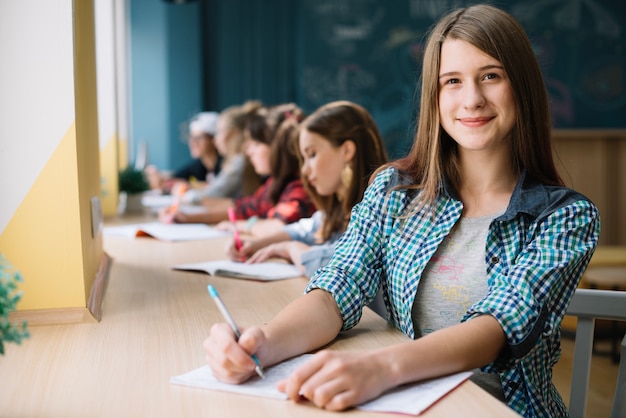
[307,167,600,417]
[233,177,316,224]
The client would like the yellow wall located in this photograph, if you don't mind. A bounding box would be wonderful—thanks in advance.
[0,126,85,309]
[0,0,104,316]
[74,0,103,305]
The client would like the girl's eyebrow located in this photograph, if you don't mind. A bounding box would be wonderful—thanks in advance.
[439,64,504,79]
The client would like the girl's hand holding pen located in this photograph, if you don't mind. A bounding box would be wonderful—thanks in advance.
[224,238,257,262]
[204,322,268,384]
[158,206,177,223]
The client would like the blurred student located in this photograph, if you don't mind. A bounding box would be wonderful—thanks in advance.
[145,111,221,193]
[160,103,316,228]
[183,101,263,202]
[203,5,599,416]
[227,101,388,277]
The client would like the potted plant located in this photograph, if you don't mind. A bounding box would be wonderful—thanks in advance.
[118,166,150,214]
[0,254,29,355]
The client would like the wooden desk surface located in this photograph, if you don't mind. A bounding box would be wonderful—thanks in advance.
[0,230,519,417]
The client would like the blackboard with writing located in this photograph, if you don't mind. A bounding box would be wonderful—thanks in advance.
[294,0,626,157]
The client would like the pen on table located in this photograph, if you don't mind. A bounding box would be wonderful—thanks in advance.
[227,207,243,251]
[207,284,265,379]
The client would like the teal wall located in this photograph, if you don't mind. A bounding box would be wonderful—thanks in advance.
[130,0,203,171]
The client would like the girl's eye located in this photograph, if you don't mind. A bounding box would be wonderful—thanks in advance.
[444,78,460,85]
[484,73,500,81]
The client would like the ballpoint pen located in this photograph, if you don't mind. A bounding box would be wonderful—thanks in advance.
[207,284,265,379]
[227,207,243,251]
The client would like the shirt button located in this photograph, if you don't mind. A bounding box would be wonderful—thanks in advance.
[490,256,500,264]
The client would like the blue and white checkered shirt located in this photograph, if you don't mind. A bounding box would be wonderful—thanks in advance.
[306,167,600,417]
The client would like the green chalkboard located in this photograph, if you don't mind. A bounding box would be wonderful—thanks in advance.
[294,0,626,158]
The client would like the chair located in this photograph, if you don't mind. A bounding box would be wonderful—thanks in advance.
[565,288,626,418]
[583,266,626,362]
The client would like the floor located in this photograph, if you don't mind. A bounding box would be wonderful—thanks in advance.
[553,335,621,418]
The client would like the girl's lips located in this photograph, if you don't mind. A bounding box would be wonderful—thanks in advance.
[458,116,494,127]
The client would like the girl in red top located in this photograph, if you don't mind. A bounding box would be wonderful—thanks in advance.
[161,103,316,232]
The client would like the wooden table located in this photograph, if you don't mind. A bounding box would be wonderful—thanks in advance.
[0,230,519,417]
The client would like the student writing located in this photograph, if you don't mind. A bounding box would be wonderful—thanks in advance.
[203,5,600,417]
[146,111,222,194]
[226,100,388,278]
[161,103,316,228]
[183,101,263,202]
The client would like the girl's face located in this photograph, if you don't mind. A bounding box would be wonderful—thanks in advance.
[438,39,516,157]
[187,129,214,159]
[214,118,233,156]
[299,129,354,197]
[244,131,271,176]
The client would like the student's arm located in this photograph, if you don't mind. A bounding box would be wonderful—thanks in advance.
[203,288,342,384]
[247,218,286,237]
[245,241,311,270]
[278,314,505,411]
[161,197,233,224]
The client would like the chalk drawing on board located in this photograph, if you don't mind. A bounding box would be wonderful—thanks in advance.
[512,0,620,38]
[577,56,626,110]
[408,0,478,20]
[300,65,377,106]
[305,0,385,56]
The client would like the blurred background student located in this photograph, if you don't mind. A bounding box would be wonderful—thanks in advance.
[182,101,263,202]
[145,111,221,194]
[160,103,316,231]
[227,100,388,277]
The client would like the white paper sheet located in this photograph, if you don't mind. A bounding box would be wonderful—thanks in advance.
[103,223,229,241]
[170,354,471,415]
[172,260,304,281]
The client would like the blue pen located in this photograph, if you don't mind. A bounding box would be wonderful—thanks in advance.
[207,285,266,379]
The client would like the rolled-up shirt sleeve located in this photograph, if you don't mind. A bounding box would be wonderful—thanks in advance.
[464,199,600,368]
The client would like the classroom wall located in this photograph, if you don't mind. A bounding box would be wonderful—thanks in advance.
[129,0,203,172]
[96,0,121,216]
[128,0,626,244]
[0,0,105,318]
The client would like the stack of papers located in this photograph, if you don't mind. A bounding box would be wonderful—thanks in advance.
[103,223,229,242]
[170,354,472,415]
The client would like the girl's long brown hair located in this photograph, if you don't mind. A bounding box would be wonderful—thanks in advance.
[300,101,388,241]
[390,4,563,210]
[246,103,304,204]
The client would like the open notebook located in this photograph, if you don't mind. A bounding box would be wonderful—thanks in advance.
[103,223,229,242]
[170,354,472,415]
[172,260,304,281]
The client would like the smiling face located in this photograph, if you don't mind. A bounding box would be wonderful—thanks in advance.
[299,129,354,197]
[438,39,516,156]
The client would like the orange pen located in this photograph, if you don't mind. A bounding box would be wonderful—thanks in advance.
[167,183,187,214]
